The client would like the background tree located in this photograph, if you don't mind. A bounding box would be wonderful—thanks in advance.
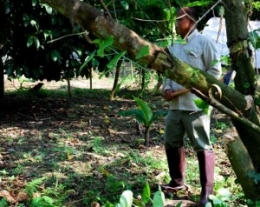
[0,0,114,98]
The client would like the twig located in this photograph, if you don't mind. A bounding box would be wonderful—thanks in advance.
[193,85,260,134]
[17,112,34,120]
[17,112,52,121]
[47,31,88,44]
[98,0,112,19]
[132,18,168,22]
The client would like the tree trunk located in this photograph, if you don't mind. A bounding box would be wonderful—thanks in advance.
[0,58,4,99]
[41,0,260,199]
[141,68,145,92]
[152,73,163,95]
[89,67,92,89]
[222,0,260,199]
[67,78,71,97]
[223,129,260,200]
[0,47,4,99]
[111,59,122,99]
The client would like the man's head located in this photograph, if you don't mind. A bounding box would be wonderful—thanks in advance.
[175,7,199,38]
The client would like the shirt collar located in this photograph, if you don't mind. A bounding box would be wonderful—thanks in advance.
[186,29,198,42]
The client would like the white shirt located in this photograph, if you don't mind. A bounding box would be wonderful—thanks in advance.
[163,29,222,111]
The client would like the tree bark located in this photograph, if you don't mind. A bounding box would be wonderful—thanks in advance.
[224,129,260,200]
[222,0,260,179]
[89,67,92,89]
[41,0,260,199]
[111,59,122,99]
[0,48,4,99]
[141,68,145,92]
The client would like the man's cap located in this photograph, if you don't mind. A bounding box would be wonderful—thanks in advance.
[176,7,198,22]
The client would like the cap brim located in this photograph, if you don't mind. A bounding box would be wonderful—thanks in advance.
[176,14,187,20]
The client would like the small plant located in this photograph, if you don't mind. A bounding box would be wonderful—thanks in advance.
[0,198,8,207]
[115,182,169,207]
[31,196,55,207]
[118,97,167,146]
[115,182,183,207]
[25,177,47,198]
[215,121,228,131]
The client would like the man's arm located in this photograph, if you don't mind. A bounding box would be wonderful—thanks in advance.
[163,88,189,101]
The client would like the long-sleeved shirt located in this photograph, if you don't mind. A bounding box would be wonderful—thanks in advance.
[163,29,222,111]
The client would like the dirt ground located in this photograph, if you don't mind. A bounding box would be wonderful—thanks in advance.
[0,76,238,207]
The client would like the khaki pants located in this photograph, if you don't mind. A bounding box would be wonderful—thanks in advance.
[164,110,212,151]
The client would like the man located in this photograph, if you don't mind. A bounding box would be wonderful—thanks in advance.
[162,7,222,206]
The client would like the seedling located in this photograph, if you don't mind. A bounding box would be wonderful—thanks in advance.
[118,97,167,146]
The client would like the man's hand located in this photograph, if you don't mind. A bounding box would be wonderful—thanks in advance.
[163,89,175,101]
[163,89,189,101]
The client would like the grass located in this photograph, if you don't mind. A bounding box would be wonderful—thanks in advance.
[0,78,251,207]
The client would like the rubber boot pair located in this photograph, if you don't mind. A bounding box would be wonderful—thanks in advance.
[162,147,215,206]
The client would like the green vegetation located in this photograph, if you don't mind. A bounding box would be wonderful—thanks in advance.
[118,97,167,146]
[0,80,252,206]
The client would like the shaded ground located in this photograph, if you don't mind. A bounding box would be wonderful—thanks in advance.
[0,77,243,207]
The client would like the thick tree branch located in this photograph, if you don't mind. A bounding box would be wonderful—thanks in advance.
[40,0,250,115]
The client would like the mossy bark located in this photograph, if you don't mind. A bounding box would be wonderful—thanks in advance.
[0,49,4,99]
[224,130,260,200]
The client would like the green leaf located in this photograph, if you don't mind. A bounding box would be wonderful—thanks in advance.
[27,36,34,47]
[135,45,149,60]
[255,37,260,49]
[152,188,165,207]
[194,98,209,115]
[120,1,129,10]
[79,50,96,73]
[209,195,225,207]
[153,110,167,122]
[42,4,53,14]
[173,37,186,44]
[142,182,150,204]
[30,20,38,29]
[175,201,183,207]
[134,97,153,126]
[216,188,231,201]
[51,50,62,62]
[43,30,53,40]
[107,51,126,69]
[220,55,231,66]
[186,1,211,7]
[33,37,40,49]
[97,36,114,57]
[32,196,55,207]
[32,0,38,6]
[118,109,145,125]
[27,36,40,49]
[118,190,133,207]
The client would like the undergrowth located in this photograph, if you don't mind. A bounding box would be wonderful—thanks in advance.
[0,85,251,207]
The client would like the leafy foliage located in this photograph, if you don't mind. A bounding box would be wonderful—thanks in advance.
[118,97,166,129]
[194,98,210,115]
[0,0,113,82]
[25,177,47,197]
[115,183,167,207]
